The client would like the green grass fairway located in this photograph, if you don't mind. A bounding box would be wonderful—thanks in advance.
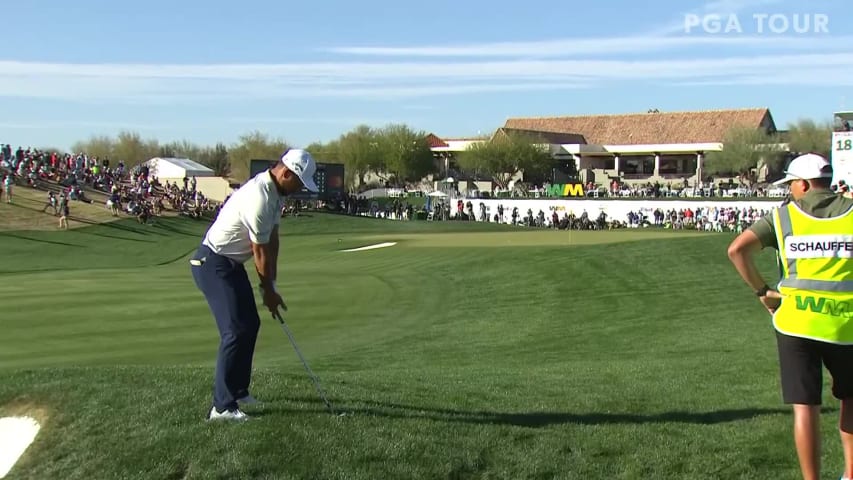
[0,213,843,479]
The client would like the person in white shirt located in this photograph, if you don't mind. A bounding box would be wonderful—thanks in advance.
[190,149,318,422]
[3,175,12,203]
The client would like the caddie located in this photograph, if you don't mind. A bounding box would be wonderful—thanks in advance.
[727,153,853,480]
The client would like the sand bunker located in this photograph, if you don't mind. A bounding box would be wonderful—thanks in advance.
[0,416,40,478]
[340,242,397,252]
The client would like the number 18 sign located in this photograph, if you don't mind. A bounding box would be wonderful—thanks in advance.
[832,131,853,186]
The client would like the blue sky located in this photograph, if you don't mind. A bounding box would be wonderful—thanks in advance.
[0,0,851,151]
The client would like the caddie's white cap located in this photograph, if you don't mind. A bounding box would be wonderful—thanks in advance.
[280,149,319,192]
[772,153,833,186]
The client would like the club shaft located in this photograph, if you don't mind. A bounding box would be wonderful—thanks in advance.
[273,311,335,413]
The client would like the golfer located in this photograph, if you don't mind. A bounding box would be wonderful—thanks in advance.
[727,153,853,480]
[191,149,318,421]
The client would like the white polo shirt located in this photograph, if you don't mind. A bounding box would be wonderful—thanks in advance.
[202,171,284,263]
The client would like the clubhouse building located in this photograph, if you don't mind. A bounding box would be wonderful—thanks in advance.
[427,107,781,186]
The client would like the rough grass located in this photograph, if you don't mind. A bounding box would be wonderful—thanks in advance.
[0,213,845,480]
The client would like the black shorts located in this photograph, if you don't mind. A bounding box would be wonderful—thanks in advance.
[776,331,853,405]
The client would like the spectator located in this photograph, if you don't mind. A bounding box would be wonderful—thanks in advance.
[58,195,70,229]
[3,174,12,203]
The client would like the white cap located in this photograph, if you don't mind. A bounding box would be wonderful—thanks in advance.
[280,149,319,192]
[772,153,833,186]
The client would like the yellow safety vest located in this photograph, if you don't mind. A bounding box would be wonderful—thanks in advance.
[771,202,853,344]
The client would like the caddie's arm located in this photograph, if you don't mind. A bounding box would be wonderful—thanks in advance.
[727,230,768,292]
[728,222,783,313]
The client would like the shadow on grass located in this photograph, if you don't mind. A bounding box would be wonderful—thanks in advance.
[84,231,154,243]
[71,217,161,236]
[0,232,84,247]
[270,396,835,428]
[152,218,205,237]
[156,246,201,266]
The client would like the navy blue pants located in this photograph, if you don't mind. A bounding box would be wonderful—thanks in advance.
[191,244,260,412]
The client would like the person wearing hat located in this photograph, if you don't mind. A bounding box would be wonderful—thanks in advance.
[727,153,853,480]
[190,149,318,422]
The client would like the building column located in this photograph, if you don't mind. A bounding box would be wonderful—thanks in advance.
[653,153,661,177]
[613,154,620,176]
[574,154,581,173]
[696,152,704,187]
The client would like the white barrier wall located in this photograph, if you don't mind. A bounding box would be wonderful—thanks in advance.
[450,198,783,224]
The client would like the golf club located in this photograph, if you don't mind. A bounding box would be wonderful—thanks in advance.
[272,310,344,416]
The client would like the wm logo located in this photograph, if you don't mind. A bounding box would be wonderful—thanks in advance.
[795,296,853,317]
[545,183,585,197]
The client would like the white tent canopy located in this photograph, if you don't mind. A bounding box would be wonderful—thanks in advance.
[144,157,215,179]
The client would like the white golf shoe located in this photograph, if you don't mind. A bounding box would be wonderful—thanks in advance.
[207,406,249,422]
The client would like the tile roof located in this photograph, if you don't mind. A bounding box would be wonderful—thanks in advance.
[425,133,448,148]
[494,127,587,145]
[504,108,774,145]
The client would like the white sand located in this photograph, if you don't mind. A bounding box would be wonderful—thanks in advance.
[340,242,397,252]
[0,416,40,478]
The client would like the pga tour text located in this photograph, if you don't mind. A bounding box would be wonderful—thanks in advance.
[684,13,829,34]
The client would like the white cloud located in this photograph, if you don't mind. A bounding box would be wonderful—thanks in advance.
[0,53,851,99]
[671,71,853,87]
[0,52,851,102]
[323,35,845,58]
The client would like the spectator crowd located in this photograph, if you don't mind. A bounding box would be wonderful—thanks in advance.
[443,198,779,233]
[0,143,216,227]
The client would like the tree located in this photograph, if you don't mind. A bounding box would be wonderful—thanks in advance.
[228,131,289,181]
[305,140,339,162]
[705,126,781,180]
[159,139,202,161]
[785,118,833,158]
[197,142,230,177]
[39,146,66,155]
[71,135,115,160]
[158,144,177,158]
[336,125,382,189]
[374,124,435,185]
[111,131,159,167]
[456,130,552,189]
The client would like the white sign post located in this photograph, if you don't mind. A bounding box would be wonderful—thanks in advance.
[832,131,853,186]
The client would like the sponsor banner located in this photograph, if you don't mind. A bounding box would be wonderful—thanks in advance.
[450,198,782,225]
